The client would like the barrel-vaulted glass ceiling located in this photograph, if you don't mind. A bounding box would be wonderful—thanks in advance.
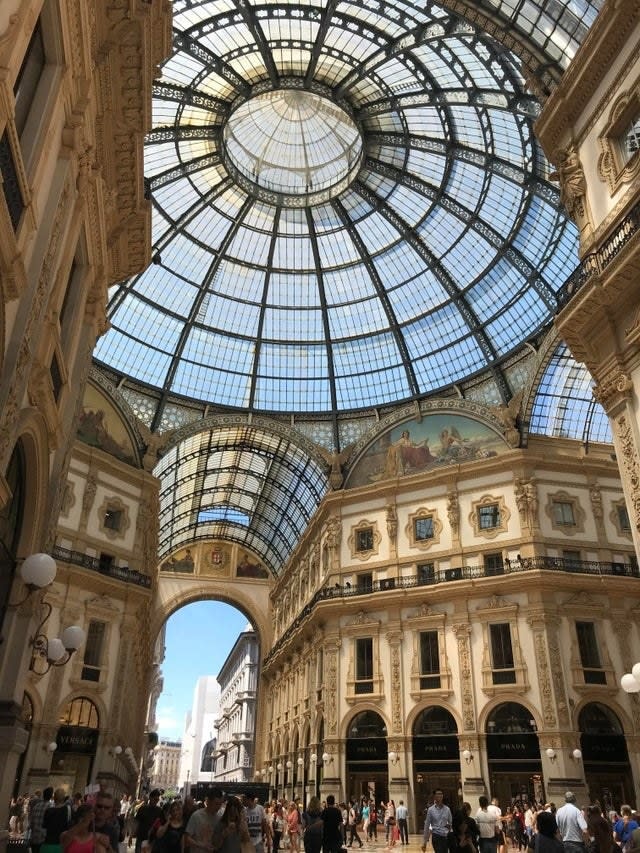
[95,0,603,426]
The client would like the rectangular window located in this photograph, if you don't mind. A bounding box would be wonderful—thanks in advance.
[98,552,114,573]
[552,501,575,526]
[478,504,500,529]
[356,572,373,592]
[417,562,435,584]
[81,619,106,682]
[618,504,631,532]
[490,623,516,684]
[104,508,123,531]
[484,552,504,576]
[355,637,373,694]
[576,621,606,685]
[623,114,640,163]
[0,131,24,230]
[14,19,45,138]
[356,527,373,552]
[563,550,581,570]
[414,516,434,541]
[419,630,441,689]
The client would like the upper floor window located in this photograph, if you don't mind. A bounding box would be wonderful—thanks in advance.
[552,500,575,526]
[490,623,516,685]
[478,504,500,529]
[355,637,373,694]
[417,562,435,584]
[14,20,45,138]
[414,515,434,541]
[356,572,373,592]
[356,527,373,552]
[576,621,606,685]
[81,620,106,682]
[484,552,504,576]
[419,630,441,690]
[623,114,640,165]
[618,504,631,531]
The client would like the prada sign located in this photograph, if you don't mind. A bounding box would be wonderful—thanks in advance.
[346,737,387,761]
[56,726,99,754]
[487,733,539,761]
[581,735,628,763]
[413,735,459,761]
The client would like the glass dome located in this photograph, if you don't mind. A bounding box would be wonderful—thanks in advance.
[94,0,603,424]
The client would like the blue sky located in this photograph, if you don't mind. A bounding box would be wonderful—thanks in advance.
[155,600,250,741]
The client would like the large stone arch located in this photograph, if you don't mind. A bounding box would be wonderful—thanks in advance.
[150,571,274,656]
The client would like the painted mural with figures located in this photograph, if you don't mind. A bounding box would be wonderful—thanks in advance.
[159,542,269,579]
[347,413,508,488]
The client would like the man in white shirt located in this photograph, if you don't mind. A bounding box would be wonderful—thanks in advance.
[185,788,224,853]
[555,792,588,853]
[244,792,269,853]
[396,802,409,845]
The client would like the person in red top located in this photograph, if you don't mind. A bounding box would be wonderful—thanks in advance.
[286,803,300,853]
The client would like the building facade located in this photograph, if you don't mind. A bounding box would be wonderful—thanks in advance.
[150,739,182,792]
[213,625,259,783]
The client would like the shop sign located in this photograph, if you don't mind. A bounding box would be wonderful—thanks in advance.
[56,726,99,754]
[412,735,459,761]
[346,737,387,762]
[487,733,539,761]
[581,734,628,763]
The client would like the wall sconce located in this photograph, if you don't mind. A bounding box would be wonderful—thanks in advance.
[277,762,283,771]
[620,662,640,693]
[571,748,582,760]
[461,749,473,764]
[388,751,399,765]
[310,753,317,764]
[29,601,86,675]
[110,745,123,757]
[11,553,57,607]
[321,752,332,764]
[268,765,274,774]
[286,760,293,769]
[545,748,557,762]
[44,742,57,753]
[297,757,304,767]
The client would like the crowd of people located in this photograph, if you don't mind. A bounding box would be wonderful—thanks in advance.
[7,787,640,853]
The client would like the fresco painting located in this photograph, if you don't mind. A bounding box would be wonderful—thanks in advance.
[202,546,232,577]
[77,384,137,465]
[236,553,269,579]
[347,413,507,488]
[160,548,195,574]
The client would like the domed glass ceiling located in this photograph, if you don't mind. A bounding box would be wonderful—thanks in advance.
[93,0,604,422]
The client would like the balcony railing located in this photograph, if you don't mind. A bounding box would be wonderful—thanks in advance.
[556,199,640,309]
[263,555,639,666]
[52,545,152,588]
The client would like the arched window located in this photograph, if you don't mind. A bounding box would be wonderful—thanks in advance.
[413,707,458,736]
[348,710,387,739]
[486,702,536,733]
[60,696,99,728]
[578,702,623,735]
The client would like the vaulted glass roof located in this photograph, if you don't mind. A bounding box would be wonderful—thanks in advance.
[94,0,606,574]
[94,0,597,426]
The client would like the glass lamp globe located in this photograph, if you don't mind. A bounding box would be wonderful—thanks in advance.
[47,741,58,752]
[322,752,330,763]
[621,672,640,692]
[46,638,66,662]
[61,625,85,650]
[21,553,56,588]
[632,662,640,682]
[113,745,123,755]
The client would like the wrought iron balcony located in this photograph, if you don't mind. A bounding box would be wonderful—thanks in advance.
[52,545,152,588]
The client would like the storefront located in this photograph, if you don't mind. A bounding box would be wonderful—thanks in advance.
[54,697,100,790]
[346,711,389,806]
[413,707,461,822]
[579,703,635,811]
[486,703,542,807]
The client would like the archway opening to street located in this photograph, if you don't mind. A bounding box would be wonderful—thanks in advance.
[149,598,261,798]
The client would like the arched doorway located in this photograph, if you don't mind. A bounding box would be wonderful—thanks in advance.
[412,707,460,816]
[579,703,634,811]
[346,710,388,806]
[55,696,100,790]
[486,703,541,807]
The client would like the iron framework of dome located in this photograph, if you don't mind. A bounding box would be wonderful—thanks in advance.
[93,0,606,574]
[94,0,606,432]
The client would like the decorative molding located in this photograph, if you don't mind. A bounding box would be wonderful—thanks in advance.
[615,413,640,532]
[597,84,640,193]
[347,519,381,562]
[544,490,586,536]
[406,506,443,551]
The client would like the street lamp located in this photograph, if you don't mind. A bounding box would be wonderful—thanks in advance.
[620,662,640,692]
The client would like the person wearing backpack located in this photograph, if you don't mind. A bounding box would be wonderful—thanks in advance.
[347,802,363,849]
